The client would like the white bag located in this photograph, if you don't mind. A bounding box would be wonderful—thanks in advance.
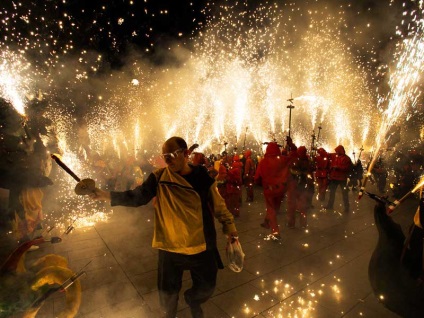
[226,238,245,272]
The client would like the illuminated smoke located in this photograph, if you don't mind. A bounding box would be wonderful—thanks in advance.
[0,0,422,228]
[365,4,424,186]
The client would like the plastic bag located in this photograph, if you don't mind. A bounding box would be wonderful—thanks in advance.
[226,238,245,272]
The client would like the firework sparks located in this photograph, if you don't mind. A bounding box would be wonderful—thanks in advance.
[0,50,32,115]
[0,0,421,232]
[360,5,424,198]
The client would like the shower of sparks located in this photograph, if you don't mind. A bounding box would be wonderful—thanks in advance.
[0,50,32,115]
[151,1,377,154]
[0,0,422,229]
[411,175,424,193]
[364,5,424,189]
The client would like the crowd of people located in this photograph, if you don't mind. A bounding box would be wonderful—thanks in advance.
[2,93,424,317]
[188,136,424,242]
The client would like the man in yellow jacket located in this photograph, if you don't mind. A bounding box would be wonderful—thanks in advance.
[91,136,239,318]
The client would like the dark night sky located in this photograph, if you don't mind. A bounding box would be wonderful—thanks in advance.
[1,0,211,68]
[0,0,413,69]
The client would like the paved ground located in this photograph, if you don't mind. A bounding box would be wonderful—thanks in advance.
[2,183,419,318]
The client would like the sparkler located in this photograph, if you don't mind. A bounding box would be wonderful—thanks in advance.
[51,153,96,196]
[30,260,91,309]
[0,50,32,116]
[364,191,394,206]
[310,131,316,155]
[387,175,424,214]
[286,94,295,138]
[317,124,322,145]
[358,146,364,161]
[359,7,424,200]
[223,141,228,154]
[51,154,81,183]
[63,217,79,236]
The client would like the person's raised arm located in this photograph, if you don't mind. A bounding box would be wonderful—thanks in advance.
[90,172,158,207]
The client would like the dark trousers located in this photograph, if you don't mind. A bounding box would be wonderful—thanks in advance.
[327,180,349,211]
[158,249,218,318]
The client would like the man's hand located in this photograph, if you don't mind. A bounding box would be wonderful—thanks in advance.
[90,188,111,201]
[228,232,239,243]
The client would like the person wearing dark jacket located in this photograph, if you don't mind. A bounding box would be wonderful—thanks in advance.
[243,149,256,202]
[325,145,352,213]
[226,155,243,216]
[90,136,238,318]
[287,146,314,228]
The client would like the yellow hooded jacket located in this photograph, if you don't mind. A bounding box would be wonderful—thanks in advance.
[111,165,236,255]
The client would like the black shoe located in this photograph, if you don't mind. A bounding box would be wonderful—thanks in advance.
[190,305,204,318]
[324,205,333,210]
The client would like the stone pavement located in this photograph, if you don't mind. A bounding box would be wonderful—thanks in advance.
[3,183,418,318]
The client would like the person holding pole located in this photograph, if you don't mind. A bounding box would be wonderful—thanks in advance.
[90,136,239,318]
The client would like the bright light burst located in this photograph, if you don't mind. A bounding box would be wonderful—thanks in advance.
[0,50,32,115]
[362,3,424,194]
[1,0,423,229]
[146,1,377,155]
[411,175,424,193]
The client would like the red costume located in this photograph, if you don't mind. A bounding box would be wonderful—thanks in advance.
[328,146,352,181]
[254,142,289,237]
[226,155,243,217]
[315,148,330,202]
[326,145,352,213]
[191,152,207,166]
[243,149,255,202]
[216,156,229,202]
[287,146,314,228]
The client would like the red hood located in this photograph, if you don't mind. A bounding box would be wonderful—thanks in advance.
[297,146,307,158]
[317,147,327,156]
[335,145,345,155]
[265,142,281,156]
[243,149,252,158]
